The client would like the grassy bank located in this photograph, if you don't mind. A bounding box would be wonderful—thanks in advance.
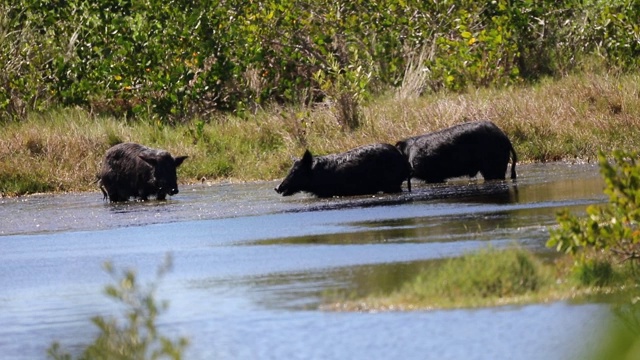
[323,246,637,311]
[2,70,640,197]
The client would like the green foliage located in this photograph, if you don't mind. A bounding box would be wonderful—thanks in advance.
[589,0,640,69]
[572,256,615,287]
[0,171,55,196]
[3,0,640,122]
[48,256,188,360]
[548,150,640,267]
[588,299,640,360]
[106,132,124,148]
[313,52,372,130]
[408,247,548,301]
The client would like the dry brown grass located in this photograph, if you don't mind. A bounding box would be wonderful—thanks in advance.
[2,70,640,196]
[361,71,640,162]
[1,110,108,193]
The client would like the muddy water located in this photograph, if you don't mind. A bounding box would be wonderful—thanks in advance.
[0,163,614,359]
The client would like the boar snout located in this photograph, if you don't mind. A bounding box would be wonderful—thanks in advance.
[274,184,294,196]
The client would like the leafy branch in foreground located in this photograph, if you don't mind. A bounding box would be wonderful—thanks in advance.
[545,150,640,360]
[548,150,640,271]
[48,255,188,360]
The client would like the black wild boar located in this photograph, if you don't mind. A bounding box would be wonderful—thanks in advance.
[275,143,412,198]
[98,142,188,202]
[395,121,517,183]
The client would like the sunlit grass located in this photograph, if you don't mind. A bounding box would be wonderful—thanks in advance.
[2,70,640,196]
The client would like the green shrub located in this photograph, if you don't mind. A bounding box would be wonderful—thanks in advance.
[548,150,640,268]
[572,257,615,287]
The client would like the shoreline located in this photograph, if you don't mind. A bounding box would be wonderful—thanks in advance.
[2,71,639,197]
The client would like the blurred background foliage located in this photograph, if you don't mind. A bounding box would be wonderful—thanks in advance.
[1,0,639,122]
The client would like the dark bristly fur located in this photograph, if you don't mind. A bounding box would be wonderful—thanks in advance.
[275,143,412,198]
[98,142,187,202]
[396,121,517,183]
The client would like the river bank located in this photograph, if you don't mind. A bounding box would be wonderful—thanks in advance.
[2,70,640,197]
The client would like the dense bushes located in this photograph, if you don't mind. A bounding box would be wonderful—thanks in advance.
[2,0,639,122]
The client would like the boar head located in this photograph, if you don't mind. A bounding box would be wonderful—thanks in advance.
[275,150,313,196]
[139,151,188,198]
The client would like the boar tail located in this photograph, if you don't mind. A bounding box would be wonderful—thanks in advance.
[510,144,517,180]
[94,176,109,201]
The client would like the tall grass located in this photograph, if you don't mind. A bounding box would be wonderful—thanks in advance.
[2,70,640,196]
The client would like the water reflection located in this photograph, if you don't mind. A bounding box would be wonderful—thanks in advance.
[235,260,443,310]
[0,163,602,237]
[284,180,520,214]
[0,162,614,360]
[105,199,181,214]
[247,202,590,247]
[413,180,519,204]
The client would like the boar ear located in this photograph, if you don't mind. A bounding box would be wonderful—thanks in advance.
[301,150,313,166]
[174,156,188,167]
[139,153,158,166]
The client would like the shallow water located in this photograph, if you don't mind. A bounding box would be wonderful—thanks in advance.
[0,162,615,359]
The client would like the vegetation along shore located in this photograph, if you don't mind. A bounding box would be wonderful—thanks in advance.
[2,70,640,197]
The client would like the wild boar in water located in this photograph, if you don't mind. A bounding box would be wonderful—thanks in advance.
[395,121,517,183]
[274,143,412,198]
[98,142,188,202]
